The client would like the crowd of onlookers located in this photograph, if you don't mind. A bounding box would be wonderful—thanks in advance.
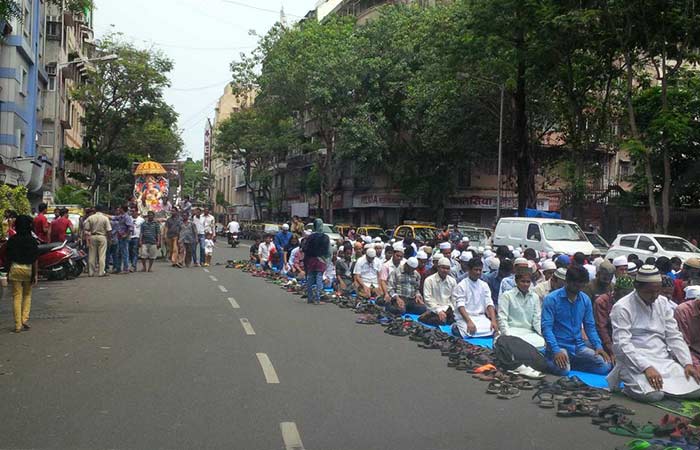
[248,223,700,403]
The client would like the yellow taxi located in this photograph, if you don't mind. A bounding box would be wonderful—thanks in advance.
[357,225,386,241]
[392,221,438,243]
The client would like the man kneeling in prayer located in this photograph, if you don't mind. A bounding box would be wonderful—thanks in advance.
[497,268,544,348]
[542,265,613,376]
[386,257,427,316]
[452,257,498,337]
[609,265,700,403]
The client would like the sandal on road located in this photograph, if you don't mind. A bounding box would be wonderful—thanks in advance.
[607,422,656,440]
[532,391,555,408]
[486,381,502,394]
[557,398,594,417]
[497,384,521,400]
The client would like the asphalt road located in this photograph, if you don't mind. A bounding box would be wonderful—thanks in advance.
[0,241,663,450]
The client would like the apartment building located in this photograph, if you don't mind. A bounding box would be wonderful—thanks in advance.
[0,0,51,201]
[210,83,257,219]
[41,4,94,195]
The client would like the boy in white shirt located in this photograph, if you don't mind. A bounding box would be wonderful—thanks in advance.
[204,232,215,267]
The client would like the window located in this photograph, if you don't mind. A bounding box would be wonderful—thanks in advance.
[620,236,637,248]
[48,75,55,91]
[46,19,60,39]
[527,223,542,241]
[19,68,28,96]
[541,223,587,241]
[23,5,30,37]
[655,237,699,253]
[636,236,655,252]
[395,227,409,239]
[41,130,55,147]
[457,167,471,188]
[619,161,632,178]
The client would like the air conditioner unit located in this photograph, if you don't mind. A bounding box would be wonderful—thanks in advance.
[46,64,56,76]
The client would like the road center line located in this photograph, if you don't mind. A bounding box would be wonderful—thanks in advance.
[209,275,218,282]
[203,268,210,273]
[256,353,280,384]
[228,297,240,309]
[239,318,255,335]
[280,422,305,450]
[218,285,228,293]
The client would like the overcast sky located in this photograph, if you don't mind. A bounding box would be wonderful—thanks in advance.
[94,0,315,161]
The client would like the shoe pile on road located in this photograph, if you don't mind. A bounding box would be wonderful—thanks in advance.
[228,260,700,450]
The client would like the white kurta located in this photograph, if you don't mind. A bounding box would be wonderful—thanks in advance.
[452,277,494,337]
[497,287,545,348]
[608,291,700,396]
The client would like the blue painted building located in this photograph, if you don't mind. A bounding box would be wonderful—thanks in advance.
[0,0,50,198]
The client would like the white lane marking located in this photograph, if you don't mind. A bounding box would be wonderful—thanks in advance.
[240,244,251,248]
[209,275,218,282]
[218,285,228,293]
[280,422,305,450]
[239,318,256,335]
[203,268,210,273]
[256,353,280,384]
[228,297,240,309]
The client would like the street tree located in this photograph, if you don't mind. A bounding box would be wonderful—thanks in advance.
[66,36,180,196]
[181,159,212,205]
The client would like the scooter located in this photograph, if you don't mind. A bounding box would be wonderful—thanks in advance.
[67,241,87,278]
[0,240,75,281]
[228,232,239,248]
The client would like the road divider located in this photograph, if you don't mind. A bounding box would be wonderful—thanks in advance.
[280,422,305,450]
[228,297,240,309]
[209,275,218,282]
[256,353,279,384]
[218,285,228,293]
[239,318,255,335]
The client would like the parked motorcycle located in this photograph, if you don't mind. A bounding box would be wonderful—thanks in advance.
[0,240,75,281]
[228,232,239,248]
[67,242,87,278]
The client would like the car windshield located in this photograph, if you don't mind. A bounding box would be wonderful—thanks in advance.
[463,230,487,245]
[414,228,437,242]
[365,228,383,238]
[542,223,587,241]
[655,237,699,253]
[322,224,335,234]
[586,233,609,248]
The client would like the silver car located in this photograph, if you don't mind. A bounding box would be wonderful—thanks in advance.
[605,233,700,262]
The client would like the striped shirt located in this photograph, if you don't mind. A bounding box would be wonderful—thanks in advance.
[140,221,160,245]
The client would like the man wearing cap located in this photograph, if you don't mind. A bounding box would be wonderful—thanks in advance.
[542,265,613,376]
[540,260,557,281]
[612,256,628,278]
[534,267,566,303]
[672,258,700,304]
[423,257,456,324]
[449,225,462,243]
[555,254,570,269]
[498,257,532,302]
[438,242,459,273]
[274,224,292,252]
[387,257,427,316]
[609,265,700,402]
[353,247,382,298]
[498,268,544,347]
[674,286,700,366]
[453,258,497,337]
[379,243,405,303]
[584,261,615,303]
[483,255,500,277]
[452,251,473,283]
[594,275,634,356]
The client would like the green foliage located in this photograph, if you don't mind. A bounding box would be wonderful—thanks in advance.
[215,191,229,208]
[55,185,92,207]
[0,185,30,223]
[181,159,212,205]
[67,35,180,195]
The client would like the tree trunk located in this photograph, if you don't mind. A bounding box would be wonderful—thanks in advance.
[624,52,659,231]
[514,50,535,216]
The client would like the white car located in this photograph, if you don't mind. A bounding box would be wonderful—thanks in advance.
[493,217,595,255]
[605,233,700,262]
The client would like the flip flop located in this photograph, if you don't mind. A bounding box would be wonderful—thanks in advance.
[497,384,521,399]
[486,381,502,394]
[607,423,656,440]
[532,391,555,408]
[614,439,651,450]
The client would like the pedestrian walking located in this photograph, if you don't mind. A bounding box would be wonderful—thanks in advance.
[83,205,112,277]
[130,208,144,272]
[32,202,50,243]
[139,211,161,272]
[6,215,39,333]
[164,208,182,266]
[192,207,205,267]
[177,214,198,268]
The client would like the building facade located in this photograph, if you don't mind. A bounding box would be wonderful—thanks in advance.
[210,83,257,220]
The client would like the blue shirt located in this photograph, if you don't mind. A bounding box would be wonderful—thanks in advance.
[541,287,603,355]
[482,271,505,305]
[274,231,291,251]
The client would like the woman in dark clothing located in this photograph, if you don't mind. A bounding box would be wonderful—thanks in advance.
[6,215,39,332]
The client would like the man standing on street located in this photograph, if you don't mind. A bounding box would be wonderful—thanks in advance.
[139,211,161,272]
[275,224,292,255]
[192,208,205,267]
[33,202,50,243]
[83,205,112,277]
[113,206,134,274]
[201,208,216,250]
[165,208,182,267]
[130,208,144,272]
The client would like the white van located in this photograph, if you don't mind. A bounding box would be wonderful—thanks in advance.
[493,218,595,255]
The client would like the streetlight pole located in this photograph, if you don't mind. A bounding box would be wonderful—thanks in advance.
[496,84,504,219]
